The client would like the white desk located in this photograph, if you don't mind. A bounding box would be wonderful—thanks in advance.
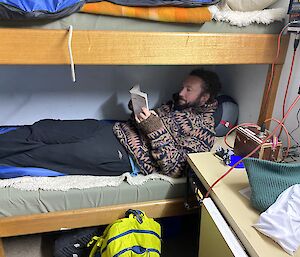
[187,152,299,257]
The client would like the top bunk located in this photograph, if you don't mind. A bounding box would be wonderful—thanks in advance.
[0,1,289,65]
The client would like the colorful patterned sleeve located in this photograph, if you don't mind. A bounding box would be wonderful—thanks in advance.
[146,124,215,178]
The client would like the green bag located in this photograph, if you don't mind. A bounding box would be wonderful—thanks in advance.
[88,209,161,257]
[243,157,300,212]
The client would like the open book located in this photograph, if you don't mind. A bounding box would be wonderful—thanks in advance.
[130,85,149,115]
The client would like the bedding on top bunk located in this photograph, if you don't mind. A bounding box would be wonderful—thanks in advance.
[0,0,219,20]
[0,0,285,26]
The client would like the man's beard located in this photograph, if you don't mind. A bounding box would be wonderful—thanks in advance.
[173,93,201,111]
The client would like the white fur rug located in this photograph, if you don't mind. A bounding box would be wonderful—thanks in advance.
[0,172,177,191]
[209,4,286,27]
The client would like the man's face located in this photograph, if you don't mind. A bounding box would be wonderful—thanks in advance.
[176,75,209,109]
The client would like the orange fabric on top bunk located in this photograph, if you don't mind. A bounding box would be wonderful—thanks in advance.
[80,1,212,24]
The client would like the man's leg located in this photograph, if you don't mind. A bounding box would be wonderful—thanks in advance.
[0,124,132,176]
[0,126,43,159]
[29,119,103,144]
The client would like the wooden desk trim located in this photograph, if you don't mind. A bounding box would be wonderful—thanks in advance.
[187,152,296,257]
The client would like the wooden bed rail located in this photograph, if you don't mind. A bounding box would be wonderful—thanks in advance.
[0,29,288,65]
[0,198,190,237]
[0,197,192,257]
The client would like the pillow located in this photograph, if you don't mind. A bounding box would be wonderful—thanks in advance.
[213,95,239,137]
[227,0,279,11]
[243,157,300,212]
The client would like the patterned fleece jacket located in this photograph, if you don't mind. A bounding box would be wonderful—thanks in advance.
[113,100,217,177]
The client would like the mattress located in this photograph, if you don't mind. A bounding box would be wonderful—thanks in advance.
[0,135,234,218]
[0,178,186,217]
[0,12,284,33]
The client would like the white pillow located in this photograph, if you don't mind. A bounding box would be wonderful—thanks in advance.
[227,0,279,11]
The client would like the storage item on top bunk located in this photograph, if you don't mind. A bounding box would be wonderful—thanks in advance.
[0,11,285,34]
[0,0,220,20]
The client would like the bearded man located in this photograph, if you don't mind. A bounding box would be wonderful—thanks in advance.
[0,69,221,178]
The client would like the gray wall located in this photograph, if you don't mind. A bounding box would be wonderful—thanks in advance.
[0,64,267,126]
[272,35,300,146]
[0,65,197,124]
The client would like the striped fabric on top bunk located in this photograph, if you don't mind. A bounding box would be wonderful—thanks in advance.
[81,1,212,23]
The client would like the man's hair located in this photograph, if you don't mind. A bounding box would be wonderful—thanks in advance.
[190,69,222,103]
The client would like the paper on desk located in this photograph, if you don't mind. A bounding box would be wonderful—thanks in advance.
[239,186,251,200]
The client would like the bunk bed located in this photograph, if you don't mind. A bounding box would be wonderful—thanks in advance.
[0,10,289,257]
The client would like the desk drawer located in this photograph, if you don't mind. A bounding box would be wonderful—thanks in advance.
[200,198,248,257]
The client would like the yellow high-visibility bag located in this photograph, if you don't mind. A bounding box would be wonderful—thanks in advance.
[88,209,161,257]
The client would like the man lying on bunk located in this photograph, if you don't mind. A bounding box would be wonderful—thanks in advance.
[0,69,221,178]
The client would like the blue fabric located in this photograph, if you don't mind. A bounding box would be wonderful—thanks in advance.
[0,127,18,134]
[0,165,65,179]
[0,126,65,179]
[0,0,82,12]
[228,155,244,169]
[129,156,139,176]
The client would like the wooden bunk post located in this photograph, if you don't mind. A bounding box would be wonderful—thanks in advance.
[0,238,5,257]
[258,64,284,127]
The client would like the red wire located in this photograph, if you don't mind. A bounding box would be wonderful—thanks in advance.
[264,117,291,159]
[279,49,297,137]
[261,24,287,113]
[205,95,300,198]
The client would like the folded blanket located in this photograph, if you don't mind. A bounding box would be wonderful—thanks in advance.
[81,1,212,23]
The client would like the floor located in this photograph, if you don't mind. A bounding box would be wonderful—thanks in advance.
[3,213,200,257]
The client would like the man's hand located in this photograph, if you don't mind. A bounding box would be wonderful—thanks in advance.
[135,107,158,123]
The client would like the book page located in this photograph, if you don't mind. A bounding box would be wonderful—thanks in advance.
[130,85,149,115]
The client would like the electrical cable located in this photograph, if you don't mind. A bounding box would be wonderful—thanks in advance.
[205,94,300,198]
[264,117,291,159]
[290,106,300,136]
[281,49,297,126]
[68,25,76,83]
[260,23,290,118]
[261,21,300,128]
[278,36,298,137]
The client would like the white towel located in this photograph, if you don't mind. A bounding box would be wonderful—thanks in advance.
[254,184,300,256]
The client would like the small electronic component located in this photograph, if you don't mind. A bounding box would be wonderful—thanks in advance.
[234,126,282,161]
[215,146,234,165]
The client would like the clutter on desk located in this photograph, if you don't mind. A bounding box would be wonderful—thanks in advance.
[234,126,282,162]
[214,146,244,168]
[214,146,234,165]
[243,157,300,212]
[254,184,300,256]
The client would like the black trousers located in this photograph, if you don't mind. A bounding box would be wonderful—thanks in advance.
[0,119,131,176]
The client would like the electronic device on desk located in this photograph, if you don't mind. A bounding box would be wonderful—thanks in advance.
[288,0,300,33]
[234,126,282,162]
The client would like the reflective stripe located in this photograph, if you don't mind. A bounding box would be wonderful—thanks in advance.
[113,247,160,257]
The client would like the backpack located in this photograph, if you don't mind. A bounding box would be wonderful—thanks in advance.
[88,209,161,257]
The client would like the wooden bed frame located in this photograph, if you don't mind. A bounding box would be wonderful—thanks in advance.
[0,29,289,257]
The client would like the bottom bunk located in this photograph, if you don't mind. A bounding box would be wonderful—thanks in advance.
[0,134,234,256]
